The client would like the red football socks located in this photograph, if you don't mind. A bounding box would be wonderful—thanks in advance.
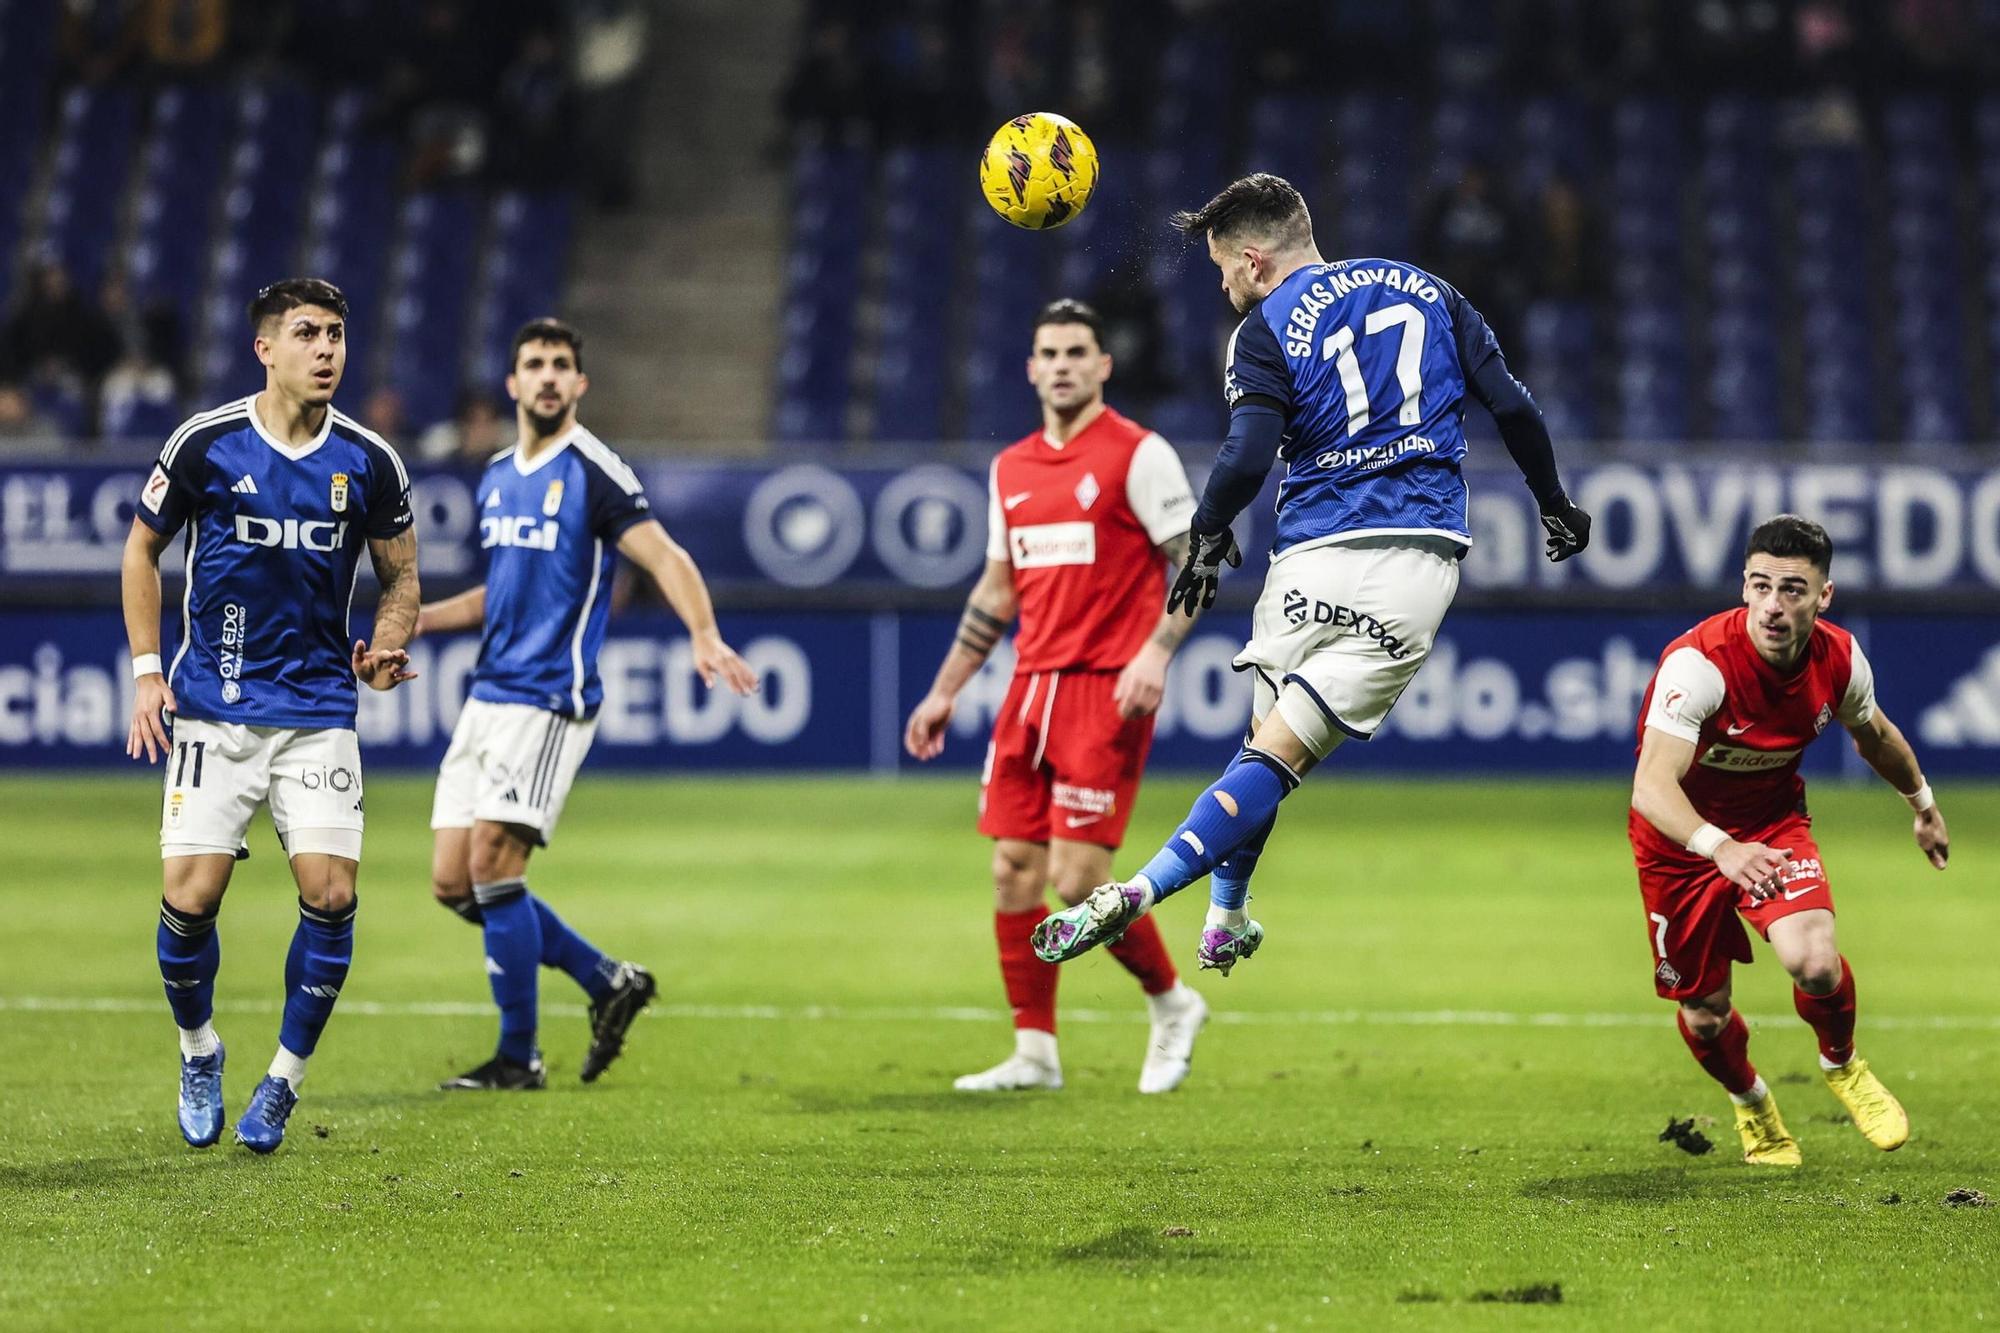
[1793,955,1858,1066]
[1676,1007,1759,1097]
[1106,912,1178,996]
[995,907,1058,1034]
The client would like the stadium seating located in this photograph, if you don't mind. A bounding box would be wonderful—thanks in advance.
[779,42,2000,447]
[0,0,578,439]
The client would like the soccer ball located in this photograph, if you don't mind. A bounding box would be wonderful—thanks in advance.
[979,112,1099,230]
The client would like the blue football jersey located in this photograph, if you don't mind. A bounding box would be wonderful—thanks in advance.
[136,397,414,728]
[468,426,653,719]
[1224,258,1502,554]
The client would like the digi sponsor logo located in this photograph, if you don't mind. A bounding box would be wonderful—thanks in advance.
[480,515,560,550]
[1010,521,1095,570]
[233,515,349,551]
[1281,590,1411,659]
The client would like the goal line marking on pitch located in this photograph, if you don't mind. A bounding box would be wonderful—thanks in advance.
[3,994,1997,1031]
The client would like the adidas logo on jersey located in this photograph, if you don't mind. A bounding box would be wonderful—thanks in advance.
[233,515,349,550]
[229,475,259,495]
[1918,645,2000,747]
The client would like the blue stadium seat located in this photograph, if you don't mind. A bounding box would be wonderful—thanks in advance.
[37,85,138,294]
[382,190,482,429]
[127,85,229,332]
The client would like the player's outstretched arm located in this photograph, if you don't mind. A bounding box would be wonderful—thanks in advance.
[1632,728,1790,895]
[416,584,485,638]
[1847,709,1948,869]
[355,528,420,690]
[121,517,177,763]
[1450,293,1591,562]
[616,519,757,696]
[905,558,1017,761]
[1117,532,1199,719]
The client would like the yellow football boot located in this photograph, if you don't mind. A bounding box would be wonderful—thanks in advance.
[1823,1056,1910,1151]
[1733,1090,1803,1167]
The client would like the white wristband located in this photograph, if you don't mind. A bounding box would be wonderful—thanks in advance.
[131,653,163,680]
[1686,823,1729,860]
[1903,782,1935,813]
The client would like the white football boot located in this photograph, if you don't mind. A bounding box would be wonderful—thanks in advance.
[1138,984,1208,1094]
[953,1029,1063,1092]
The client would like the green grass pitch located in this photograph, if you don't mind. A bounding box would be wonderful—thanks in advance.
[1,773,1994,1329]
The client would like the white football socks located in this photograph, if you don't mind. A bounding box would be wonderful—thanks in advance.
[268,1046,308,1090]
[1015,1028,1059,1068]
[1728,1076,1770,1107]
[1204,904,1249,931]
[178,1022,219,1058]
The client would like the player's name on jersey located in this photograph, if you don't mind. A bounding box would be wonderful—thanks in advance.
[1281,266,1444,356]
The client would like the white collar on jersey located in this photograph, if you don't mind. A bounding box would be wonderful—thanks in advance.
[512,424,580,476]
[247,393,333,460]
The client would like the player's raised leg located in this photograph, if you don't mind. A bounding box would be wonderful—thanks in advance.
[1048,838,1206,1094]
[955,840,1063,1091]
[1768,909,1906,1151]
[1033,709,1317,965]
[159,854,233,1148]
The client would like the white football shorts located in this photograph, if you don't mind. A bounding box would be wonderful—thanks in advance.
[1235,535,1462,758]
[160,718,365,861]
[430,698,598,845]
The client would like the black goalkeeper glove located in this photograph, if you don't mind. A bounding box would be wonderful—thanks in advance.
[1539,493,1592,563]
[1167,524,1243,614]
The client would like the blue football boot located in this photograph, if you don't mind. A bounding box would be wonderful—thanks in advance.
[177,1042,225,1148]
[235,1074,298,1155]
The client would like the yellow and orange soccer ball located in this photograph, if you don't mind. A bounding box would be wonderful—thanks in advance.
[979,112,1099,230]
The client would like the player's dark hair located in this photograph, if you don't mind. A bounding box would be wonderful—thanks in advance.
[1745,513,1834,575]
[247,278,348,331]
[511,317,584,373]
[1031,298,1103,348]
[1170,173,1313,248]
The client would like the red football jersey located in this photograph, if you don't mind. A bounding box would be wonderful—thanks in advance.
[986,406,1193,673]
[1631,608,1876,849]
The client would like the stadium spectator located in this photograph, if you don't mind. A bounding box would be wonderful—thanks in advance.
[781,17,871,141]
[1418,164,1525,341]
[417,391,508,463]
[492,23,574,184]
[572,0,650,206]
[2,263,121,389]
[0,383,65,452]
[361,385,409,440]
[1529,175,1602,302]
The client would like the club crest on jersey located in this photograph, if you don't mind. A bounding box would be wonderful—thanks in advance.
[1813,702,1832,735]
[329,472,349,513]
[543,478,564,516]
[1074,472,1100,511]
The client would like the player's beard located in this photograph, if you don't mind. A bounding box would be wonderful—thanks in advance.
[523,401,570,437]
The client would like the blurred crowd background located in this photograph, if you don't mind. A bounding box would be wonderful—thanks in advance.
[3,0,2000,456]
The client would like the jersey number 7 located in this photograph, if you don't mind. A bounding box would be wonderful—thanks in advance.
[1323,302,1426,437]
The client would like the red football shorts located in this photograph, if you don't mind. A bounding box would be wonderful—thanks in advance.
[978,667,1154,849]
[1630,810,1834,1002]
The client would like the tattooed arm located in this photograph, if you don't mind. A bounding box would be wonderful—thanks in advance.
[355,527,420,690]
[1114,531,1201,719]
[904,558,1018,761]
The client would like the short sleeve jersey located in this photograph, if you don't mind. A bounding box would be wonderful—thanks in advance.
[135,397,414,728]
[984,407,1193,673]
[469,426,653,719]
[1225,258,1503,556]
[1633,609,1876,845]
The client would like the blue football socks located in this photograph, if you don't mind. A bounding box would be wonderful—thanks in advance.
[475,878,542,1064]
[158,899,220,1038]
[531,896,617,1003]
[277,896,356,1067]
[1137,747,1300,903]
